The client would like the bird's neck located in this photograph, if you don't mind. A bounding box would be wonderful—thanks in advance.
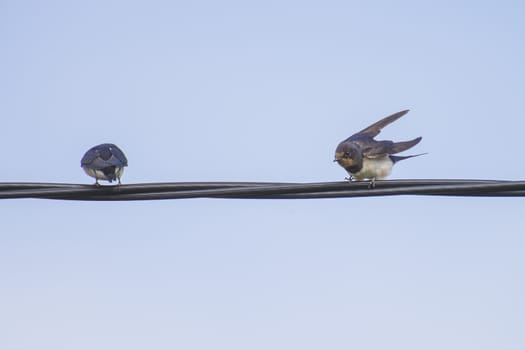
[344,160,362,174]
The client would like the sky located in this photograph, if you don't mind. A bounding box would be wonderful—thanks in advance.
[1,1,525,349]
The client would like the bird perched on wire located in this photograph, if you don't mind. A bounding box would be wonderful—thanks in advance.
[81,143,128,185]
[334,110,424,185]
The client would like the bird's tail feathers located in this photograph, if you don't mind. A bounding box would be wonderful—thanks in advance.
[390,152,427,164]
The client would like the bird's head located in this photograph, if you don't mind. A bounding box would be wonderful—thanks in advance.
[334,142,361,168]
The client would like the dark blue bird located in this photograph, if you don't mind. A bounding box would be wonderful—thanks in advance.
[81,143,128,185]
[334,110,424,183]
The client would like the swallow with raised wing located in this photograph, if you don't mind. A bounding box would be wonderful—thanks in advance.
[334,110,424,183]
[81,143,128,185]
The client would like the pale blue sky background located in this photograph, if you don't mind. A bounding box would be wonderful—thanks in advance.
[1,1,524,349]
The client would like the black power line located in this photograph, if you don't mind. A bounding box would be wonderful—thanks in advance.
[1,179,525,201]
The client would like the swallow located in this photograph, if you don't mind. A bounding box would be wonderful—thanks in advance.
[334,110,424,184]
[81,143,128,185]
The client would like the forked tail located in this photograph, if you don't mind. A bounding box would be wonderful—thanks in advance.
[389,152,427,164]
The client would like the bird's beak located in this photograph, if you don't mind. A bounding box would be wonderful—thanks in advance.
[333,158,340,162]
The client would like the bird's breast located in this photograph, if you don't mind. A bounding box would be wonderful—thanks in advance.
[351,156,393,180]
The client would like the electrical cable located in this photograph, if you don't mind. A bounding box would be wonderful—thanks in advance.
[1,179,524,201]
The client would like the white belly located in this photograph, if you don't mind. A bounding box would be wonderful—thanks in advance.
[83,167,125,182]
[352,156,393,180]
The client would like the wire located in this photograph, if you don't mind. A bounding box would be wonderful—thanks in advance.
[1,179,525,201]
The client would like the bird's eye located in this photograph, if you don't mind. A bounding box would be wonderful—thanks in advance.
[344,152,351,158]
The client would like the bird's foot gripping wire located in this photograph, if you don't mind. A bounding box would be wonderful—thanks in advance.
[368,178,376,189]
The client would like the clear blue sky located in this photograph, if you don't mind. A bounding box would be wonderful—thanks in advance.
[1,1,524,349]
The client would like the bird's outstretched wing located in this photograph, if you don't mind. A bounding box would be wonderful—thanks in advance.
[348,109,409,140]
